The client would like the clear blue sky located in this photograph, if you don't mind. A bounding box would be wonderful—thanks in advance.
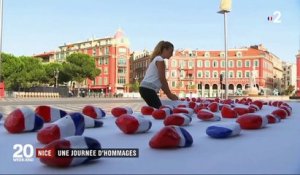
[2,0,300,63]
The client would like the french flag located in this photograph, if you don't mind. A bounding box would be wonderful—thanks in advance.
[206,122,241,138]
[197,109,221,121]
[149,126,193,149]
[111,107,133,117]
[236,114,268,129]
[164,113,192,126]
[37,113,85,144]
[4,107,44,133]
[35,105,67,122]
[69,112,103,128]
[152,108,172,120]
[82,105,106,119]
[172,107,194,117]
[39,136,101,167]
[266,114,281,124]
[115,113,152,134]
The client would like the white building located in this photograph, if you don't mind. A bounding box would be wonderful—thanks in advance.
[282,61,297,92]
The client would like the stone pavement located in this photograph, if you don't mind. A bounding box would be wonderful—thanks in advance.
[0,97,147,117]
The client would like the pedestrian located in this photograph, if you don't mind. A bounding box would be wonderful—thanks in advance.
[139,40,178,109]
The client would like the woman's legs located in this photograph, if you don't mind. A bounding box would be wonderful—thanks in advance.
[139,87,162,109]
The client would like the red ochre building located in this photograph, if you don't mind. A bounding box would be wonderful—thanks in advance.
[35,29,130,95]
[131,44,284,97]
[35,31,288,98]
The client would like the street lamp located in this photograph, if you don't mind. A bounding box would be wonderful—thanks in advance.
[54,69,59,88]
[0,0,3,83]
[218,0,231,99]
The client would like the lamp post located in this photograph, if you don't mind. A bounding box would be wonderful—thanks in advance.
[0,0,3,83]
[218,0,231,99]
[54,69,59,88]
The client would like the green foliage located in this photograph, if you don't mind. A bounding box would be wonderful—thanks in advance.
[284,85,295,95]
[1,53,46,90]
[0,52,100,91]
[131,81,140,92]
[64,53,101,83]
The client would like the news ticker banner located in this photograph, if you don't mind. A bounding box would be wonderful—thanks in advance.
[36,148,139,158]
[13,144,139,162]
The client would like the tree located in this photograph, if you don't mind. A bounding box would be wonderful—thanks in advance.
[64,53,100,94]
[131,81,140,92]
[1,53,24,91]
[1,53,46,90]
[19,56,46,89]
[284,85,295,95]
[42,63,67,86]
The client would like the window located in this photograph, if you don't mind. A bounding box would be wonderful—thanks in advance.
[229,71,234,78]
[237,71,242,78]
[213,71,218,78]
[118,68,126,74]
[220,52,225,58]
[105,47,109,55]
[237,60,242,67]
[171,60,177,67]
[117,76,126,84]
[204,52,210,57]
[236,51,242,57]
[220,71,225,78]
[197,71,203,78]
[104,77,108,84]
[221,60,225,68]
[180,71,185,79]
[93,48,96,56]
[171,70,177,77]
[205,71,210,78]
[245,60,251,67]
[180,60,186,68]
[104,58,108,65]
[104,67,108,74]
[98,58,103,65]
[254,60,259,67]
[228,60,234,68]
[197,60,203,67]
[245,71,250,78]
[179,82,184,88]
[204,60,210,68]
[213,61,218,68]
[172,81,176,88]
[118,58,126,65]
[188,61,194,68]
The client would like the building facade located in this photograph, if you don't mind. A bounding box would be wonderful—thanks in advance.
[131,44,284,97]
[40,29,131,94]
[296,52,300,96]
[282,61,297,91]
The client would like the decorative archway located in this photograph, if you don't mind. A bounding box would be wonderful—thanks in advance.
[245,84,249,90]
[229,84,234,95]
[205,84,210,97]
[237,84,242,90]
[212,84,218,97]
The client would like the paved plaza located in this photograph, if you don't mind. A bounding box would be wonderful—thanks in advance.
[0,97,147,117]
